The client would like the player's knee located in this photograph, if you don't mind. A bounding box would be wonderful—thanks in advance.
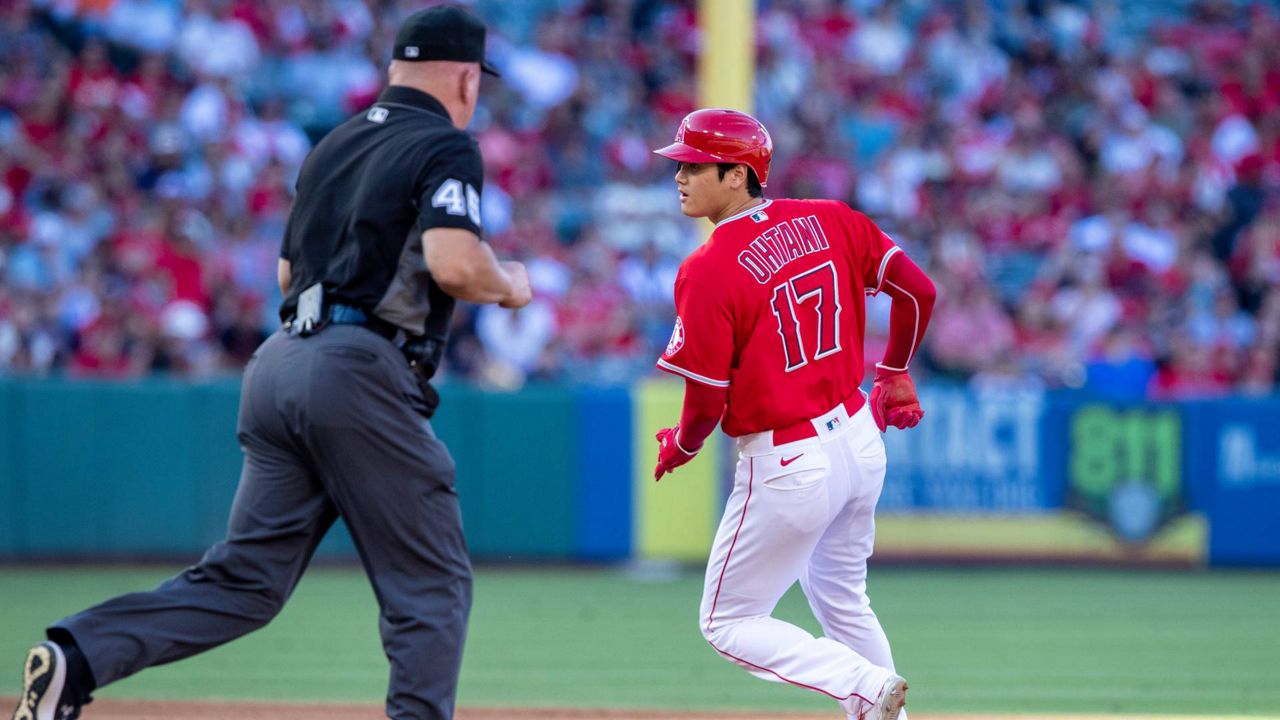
[697,605,714,638]
[699,615,731,648]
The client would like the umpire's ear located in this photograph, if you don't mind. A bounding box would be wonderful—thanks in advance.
[460,64,480,110]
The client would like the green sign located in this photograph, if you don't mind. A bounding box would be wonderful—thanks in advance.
[1069,406,1182,542]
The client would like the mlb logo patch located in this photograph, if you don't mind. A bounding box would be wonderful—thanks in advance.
[366,107,389,123]
[404,46,420,58]
[825,417,841,431]
[750,209,769,223]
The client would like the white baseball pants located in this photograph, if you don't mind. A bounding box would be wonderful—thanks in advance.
[699,401,903,719]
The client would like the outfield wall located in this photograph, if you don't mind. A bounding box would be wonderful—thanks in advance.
[0,378,1276,566]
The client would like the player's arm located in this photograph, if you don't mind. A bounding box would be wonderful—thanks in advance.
[879,252,935,371]
[655,381,725,481]
[871,252,936,431]
[654,275,734,480]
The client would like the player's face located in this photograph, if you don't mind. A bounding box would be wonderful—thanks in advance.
[673,162,728,219]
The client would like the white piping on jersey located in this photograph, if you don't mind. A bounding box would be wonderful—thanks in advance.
[873,246,903,295]
[883,276,920,368]
[876,361,909,372]
[657,358,731,388]
[715,199,773,228]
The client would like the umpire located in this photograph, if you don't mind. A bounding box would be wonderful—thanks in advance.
[10,7,528,720]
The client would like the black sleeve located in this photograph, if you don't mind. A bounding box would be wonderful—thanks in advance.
[281,146,315,260]
[415,133,485,237]
[279,210,296,260]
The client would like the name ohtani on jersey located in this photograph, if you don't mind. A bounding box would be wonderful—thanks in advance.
[736,215,831,284]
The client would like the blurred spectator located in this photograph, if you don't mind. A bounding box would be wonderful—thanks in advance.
[475,298,557,383]
[175,0,261,80]
[847,3,910,77]
[928,280,1016,378]
[618,241,677,351]
[1084,326,1157,402]
[1149,334,1234,400]
[0,0,1276,399]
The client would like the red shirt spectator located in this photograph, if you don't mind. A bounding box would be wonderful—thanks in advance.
[155,237,208,308]
[67,39,121,112]
[70,318,136,378]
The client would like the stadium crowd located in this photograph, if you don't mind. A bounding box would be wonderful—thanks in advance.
[0,0,1277,399]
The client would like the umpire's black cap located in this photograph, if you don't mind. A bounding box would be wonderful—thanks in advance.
[393,5,501,77]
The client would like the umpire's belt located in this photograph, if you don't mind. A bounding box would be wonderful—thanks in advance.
[325,304,399,341]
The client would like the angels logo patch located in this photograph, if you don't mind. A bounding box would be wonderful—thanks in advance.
[665,316,685,356]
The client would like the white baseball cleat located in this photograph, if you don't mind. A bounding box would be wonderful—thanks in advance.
[9,642,79,720]
[868,673,908,720]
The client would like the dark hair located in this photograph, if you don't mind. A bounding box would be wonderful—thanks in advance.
[717,163,764,198]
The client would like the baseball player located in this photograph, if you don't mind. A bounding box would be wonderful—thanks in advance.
[651,108,936,720]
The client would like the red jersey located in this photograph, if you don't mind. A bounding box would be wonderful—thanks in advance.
[656,199,901,437]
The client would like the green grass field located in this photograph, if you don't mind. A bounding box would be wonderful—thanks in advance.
[1,566,1278,715]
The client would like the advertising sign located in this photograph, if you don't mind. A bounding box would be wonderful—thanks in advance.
[880,388,1047,511]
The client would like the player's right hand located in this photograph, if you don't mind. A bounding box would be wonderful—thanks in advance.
[870,365,923,432]
[499,260,532,309]
[654,425,700,481]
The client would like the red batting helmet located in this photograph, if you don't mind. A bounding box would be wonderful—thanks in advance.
[654,108,773,186]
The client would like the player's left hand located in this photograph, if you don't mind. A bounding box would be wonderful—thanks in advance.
[870,366,924,432]
[654,425,700,481]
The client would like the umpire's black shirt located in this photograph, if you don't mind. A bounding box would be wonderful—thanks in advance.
[279,86,485,337]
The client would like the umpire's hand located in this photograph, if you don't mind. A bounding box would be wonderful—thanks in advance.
[499,261,533,309]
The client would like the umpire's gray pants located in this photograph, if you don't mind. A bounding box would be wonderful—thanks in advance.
[53,326,471,720]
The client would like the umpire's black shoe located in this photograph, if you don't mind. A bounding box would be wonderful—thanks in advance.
[10,642,81,720]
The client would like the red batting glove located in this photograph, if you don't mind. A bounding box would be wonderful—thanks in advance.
[654,425,701,481]
[870,365,924,433]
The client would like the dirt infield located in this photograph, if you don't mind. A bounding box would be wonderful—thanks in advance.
[1,698,1239,719]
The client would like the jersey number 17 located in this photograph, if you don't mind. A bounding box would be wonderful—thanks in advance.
[770,261,843,372]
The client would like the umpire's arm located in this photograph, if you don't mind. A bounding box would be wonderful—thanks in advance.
[424,228,530,307]
[278,259,292,296]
